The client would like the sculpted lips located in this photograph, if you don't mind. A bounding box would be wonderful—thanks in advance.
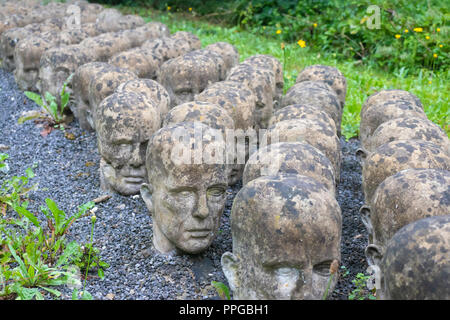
[123,176,144,184]
[187,229,212,238]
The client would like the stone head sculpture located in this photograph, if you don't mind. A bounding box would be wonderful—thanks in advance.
[269,104,337,135]
[226,63,276,130]
[108,47,162,79]
[38,44,94,99]
[169,31,201,51]
[87,65,137,129]
[360,89,423,120]
[360,168,450,268]
[359,100,427,147]
[158,50,225,108]
[94,91,161,195]
[242,54,283,104]
[380,215,450,300]
[116,79,171,125]
[281,81,341,136]
[141,122,228,254]
[222,174,341,300]
[205,42,239,77]
[263,118,341,183]
[358,139,450,203]
[71,62,113,131]
[365,117,450,155]
[243,141,336,194]
[296,65,347,109]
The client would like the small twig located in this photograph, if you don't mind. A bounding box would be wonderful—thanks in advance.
[92,195,111,204]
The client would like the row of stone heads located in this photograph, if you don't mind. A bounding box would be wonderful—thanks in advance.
[218,65,348,300]
[357,89,450,300]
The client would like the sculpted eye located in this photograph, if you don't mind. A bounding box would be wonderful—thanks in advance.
[313,261,333,276]
[207,187,225,198]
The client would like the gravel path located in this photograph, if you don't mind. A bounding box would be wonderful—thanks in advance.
[0,67,367,300]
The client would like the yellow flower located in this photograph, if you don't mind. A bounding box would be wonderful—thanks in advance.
[276,29,282,34]
[439,44,443,48]
[167,6,171,11]
[437,28,440,32]
[395,34,401,39]
[433,53,438,58]
[404,29,409,33]
[428,80,432,84]
[413,27,423,32]
[189,7,192,12]
[313,23,318,28]
[425,35,430,40]
[297,39,306,48]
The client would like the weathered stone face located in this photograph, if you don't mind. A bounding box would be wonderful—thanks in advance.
[38,45,94,98]
[361,89,423,120]
[360,139,450,203]
[108,47,162,79]
[195,80,256,131]
[222,174,341,300]
[365,117,450,155]
[95,9,144,32]
[205,42,239,77]
[87,65,137,129]
[362,169,450,267]
[116,78,171,124]
[94,91,161,195]
[264,119,342,183]
[71,62,113,131]
[296,65,347,109]
[226,64,276,130]
[269,104,337,134]
[79,32,132,62]
[120,22,170,47]
[380,215,450,300]
[281,81,341,136]
[360,100,427,147]
[158,50,224,107]
[242,54,283,104]
[243,142,336,194]
[142,37,179,62]
[142,122,228,254]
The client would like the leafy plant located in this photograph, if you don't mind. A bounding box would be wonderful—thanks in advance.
[0,154,37,213]
[20,74,72,125]
[211,281,231,300]
[348,272,377,300]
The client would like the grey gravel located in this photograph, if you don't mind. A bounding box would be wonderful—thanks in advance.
[0,67,367,300]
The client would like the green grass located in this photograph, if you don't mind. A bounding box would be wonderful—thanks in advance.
[121,6,449,140]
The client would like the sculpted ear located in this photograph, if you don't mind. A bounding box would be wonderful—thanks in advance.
[140,183,154,215]
[365,244,383,266]
[221,252,240,293]
[359,205,374,242]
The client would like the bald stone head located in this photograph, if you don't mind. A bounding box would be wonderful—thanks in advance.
[226,63,276,130]
[116,78,171,124]
[281,81,341,136]
[205,42,239,77]
[222,174,341,300]
[380,215,450,300]
[243,141,336,194]
[365,117,450,155]
[158,50,225,107]
[141,122,228,254]
[296,65,347,109]
[94,91,161,196]
[359,139,450,203]
[361,168,450,268]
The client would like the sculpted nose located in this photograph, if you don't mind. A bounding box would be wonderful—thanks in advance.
[192,193,209,219]
[129,143,144,167]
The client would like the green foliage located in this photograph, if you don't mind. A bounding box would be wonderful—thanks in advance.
[0,161,107,300]
[211,281,231,300]
[20,74,72,125]
[0,154,37,212]
[348,272,377,300]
